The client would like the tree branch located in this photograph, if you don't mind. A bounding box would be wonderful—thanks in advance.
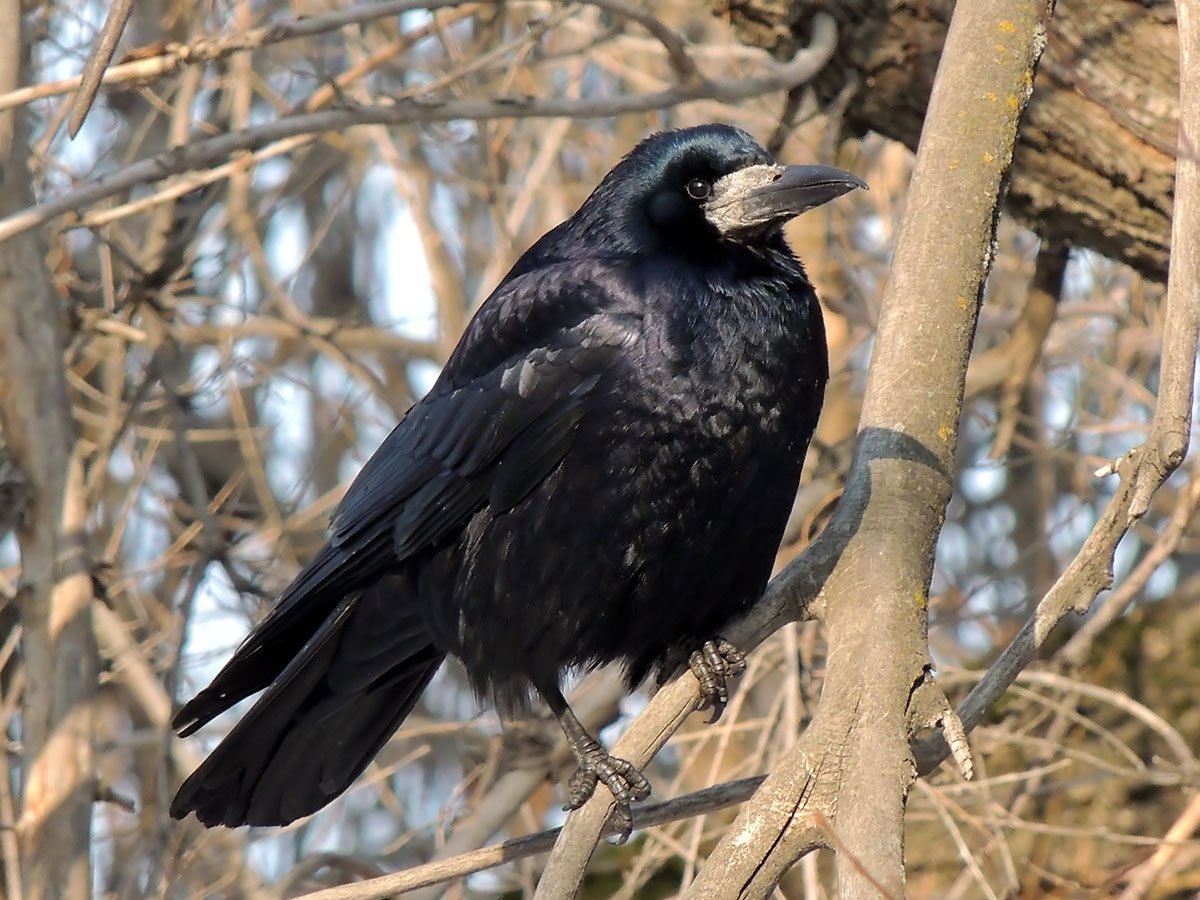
[405,670,627,900]
[682,1,1055,896]
[913,0,1199,779]
[585,0,703,86]
[66,0,134,137]
[0,7,97,897]
[532,523,835,898]
[0,14,838,245]
[0,0,471,116]
[292,775,767,900]
[1058,465,1200,668]
[965,239,1067,459]
[714,0,1179,282]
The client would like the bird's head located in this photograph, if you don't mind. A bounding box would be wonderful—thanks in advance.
[566,124,866,258]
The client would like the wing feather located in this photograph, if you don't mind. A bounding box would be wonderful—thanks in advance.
[329,266,643,567]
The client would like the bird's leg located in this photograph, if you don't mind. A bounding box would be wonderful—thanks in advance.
[538,685,650,841]
[689,637,747,724]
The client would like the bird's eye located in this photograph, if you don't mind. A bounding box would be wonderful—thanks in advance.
[685,178,711,201]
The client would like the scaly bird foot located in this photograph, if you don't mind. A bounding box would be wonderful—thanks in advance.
[689,637,747,724]
[563,739,651,842]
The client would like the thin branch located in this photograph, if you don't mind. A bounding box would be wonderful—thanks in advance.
[533,524,832,898]
[986,240,1067,459]
[92,607,273,899]
[0,9,98,896]
[1117,791,1200,900]
[1059,466,1200,667]
[83,309,437,357]
[963,240,1065,407]
[586,0,702,85]
[67,0,134,138]
[291,776,767,900]
[0,0,716,120]
[0,15,838,245]
[1013,671,1196,768]
[914,0,1200,776]
[0,707,22,900]
[0,0,471,115]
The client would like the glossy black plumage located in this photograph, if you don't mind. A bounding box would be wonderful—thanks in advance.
[171,124,862,830]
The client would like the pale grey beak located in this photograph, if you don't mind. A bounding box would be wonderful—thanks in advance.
[706,163,867,237]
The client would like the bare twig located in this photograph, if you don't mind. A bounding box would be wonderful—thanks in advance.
[92,604,274,898]
[912,0,1195,782]
[963,240,1066,410]
[0,11,98,897]
[67,0,135,138]
[1059,466,1200,667]
[0,0,470,115]
[83,309,436,357]
[292,775,767,900]
[1013,671,1196,768]
[987,240,1068,458]
[586,0,702,86]
[914,0,1199,776]
[0,15,838,245]
[1117,792,1200,900]
[0,717,23,900]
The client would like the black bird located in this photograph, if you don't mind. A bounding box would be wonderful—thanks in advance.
[170,124,865,835]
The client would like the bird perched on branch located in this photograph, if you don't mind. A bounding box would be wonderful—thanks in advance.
[170,123,864,837]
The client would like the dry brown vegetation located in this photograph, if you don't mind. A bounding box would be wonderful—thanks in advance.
[0,1,1196,897]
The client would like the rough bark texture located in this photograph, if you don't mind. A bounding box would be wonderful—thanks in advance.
[716,0,1178,280]
[681,0,1053,895]
[0,4,97,897]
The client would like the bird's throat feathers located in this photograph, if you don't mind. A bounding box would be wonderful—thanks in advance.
[641,247,826,385]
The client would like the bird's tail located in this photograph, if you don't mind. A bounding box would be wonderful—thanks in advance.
[170,569,444,827]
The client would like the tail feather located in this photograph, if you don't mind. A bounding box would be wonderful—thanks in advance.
[172,540,382,737]
[171,576,445,828]
[254,657,440,826]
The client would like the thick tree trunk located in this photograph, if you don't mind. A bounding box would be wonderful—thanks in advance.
[716,0,1178,280]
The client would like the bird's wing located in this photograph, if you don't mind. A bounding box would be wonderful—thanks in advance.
[170,264,643,738]
[337,260,644,561]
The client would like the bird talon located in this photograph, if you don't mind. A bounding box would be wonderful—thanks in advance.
[564,768,599,811]
[715,638,747,675]
[563,743,650,842]
[689,638,747,724]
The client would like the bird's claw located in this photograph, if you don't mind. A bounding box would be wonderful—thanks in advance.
[563,742,651,843]
[689,638,747,724]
